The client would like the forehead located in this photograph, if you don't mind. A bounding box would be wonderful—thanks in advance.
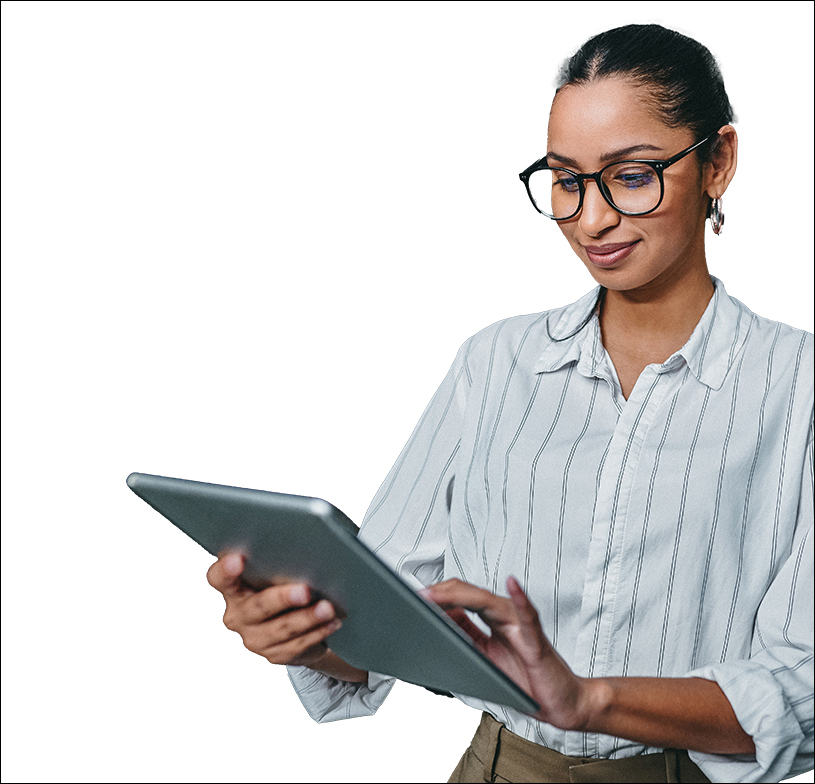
[547,77,692,162]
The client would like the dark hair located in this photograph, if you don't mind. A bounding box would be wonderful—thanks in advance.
[547,25,734,343]
[556,24,735,162]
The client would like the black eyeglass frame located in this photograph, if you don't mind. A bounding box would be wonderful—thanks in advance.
[518,132,716,220]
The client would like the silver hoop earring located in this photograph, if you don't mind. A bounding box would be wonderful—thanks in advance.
[710,197,724,235]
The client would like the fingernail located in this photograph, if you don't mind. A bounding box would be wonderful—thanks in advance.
[327,619,342,632]
[224,554,242,575]
[314,600,334,621]
[290,585,309,605]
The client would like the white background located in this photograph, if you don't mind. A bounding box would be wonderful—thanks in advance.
[2,2,813,782]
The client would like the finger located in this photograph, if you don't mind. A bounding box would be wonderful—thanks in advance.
[242,599,337,647]
[506,576,539,622]
[422,579,514,624]
[241,582,314,624]
[506,576,548,650]
[206,552,248,598]
[444,607,491,647]
[421,578,493,610]
[261,619,343,665]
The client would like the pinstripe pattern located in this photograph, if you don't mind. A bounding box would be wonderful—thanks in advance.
[483,315,549,591]
[524,365,574,593]
[464,322,505,583]
[584,373,663,708]
[496,373,543,595]
[721,324,781,661]
[771,334,809,589]
[621,381,682,678]
[553,377,599,647]
[690,349,746,671]
[288,279,814,781]
[657,378,711,678]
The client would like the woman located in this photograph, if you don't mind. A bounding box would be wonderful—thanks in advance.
[207,25,813,783]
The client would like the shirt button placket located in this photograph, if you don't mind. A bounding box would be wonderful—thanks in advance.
[565,367,667,757]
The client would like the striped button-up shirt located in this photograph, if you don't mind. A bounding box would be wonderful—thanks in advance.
[288,278,814,783]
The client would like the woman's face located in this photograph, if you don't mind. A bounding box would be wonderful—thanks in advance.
[547,77,713,295]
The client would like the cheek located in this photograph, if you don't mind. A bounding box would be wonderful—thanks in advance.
[557,222,580,248]
[663,173,707,223]
[641,183,705,246]
[659,201,703,244]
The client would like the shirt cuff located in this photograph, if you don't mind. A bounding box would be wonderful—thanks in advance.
[685,660,806,783]
[286,665,396,723]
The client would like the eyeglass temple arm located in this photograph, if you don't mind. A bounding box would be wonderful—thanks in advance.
[519,157,548,181]
[656,131,718,170]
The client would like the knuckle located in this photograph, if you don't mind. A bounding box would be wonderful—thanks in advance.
[274,613,299,640]
[242,634,258,654]
[249,592,271,619]
[264,639,295,665]
[222,607,239,632]
[290,634,320,657]
[521,598,538,615]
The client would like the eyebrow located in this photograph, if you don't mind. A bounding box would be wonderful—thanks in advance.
[546,144,664,168]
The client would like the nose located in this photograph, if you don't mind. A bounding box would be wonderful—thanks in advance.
[578,178,620,236]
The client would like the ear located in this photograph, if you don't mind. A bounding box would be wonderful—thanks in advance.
[703,125,737,199]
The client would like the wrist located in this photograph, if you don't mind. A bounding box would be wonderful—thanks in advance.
[301,647,331,670]
[285,643,331,670]
[307,649,369,684]
[571,677,613,733]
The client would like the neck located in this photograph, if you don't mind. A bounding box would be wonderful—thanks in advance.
[599,262,714,362]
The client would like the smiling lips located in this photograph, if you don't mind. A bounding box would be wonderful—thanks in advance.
[583,240,640,267]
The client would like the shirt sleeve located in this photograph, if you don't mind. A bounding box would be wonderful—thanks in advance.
[287,340,472,722]
[688,426,814,783]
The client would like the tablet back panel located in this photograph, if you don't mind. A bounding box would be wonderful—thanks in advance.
[127,472,538,714]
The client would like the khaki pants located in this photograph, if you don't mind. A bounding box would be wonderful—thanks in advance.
[448,713,711,783]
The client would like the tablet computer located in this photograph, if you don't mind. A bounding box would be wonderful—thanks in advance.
[127,472,538,714]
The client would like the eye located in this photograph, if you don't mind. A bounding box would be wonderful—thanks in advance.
[609,166,657,189]
[554,174,579,193]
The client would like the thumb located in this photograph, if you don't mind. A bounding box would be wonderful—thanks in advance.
[207,551,246,597]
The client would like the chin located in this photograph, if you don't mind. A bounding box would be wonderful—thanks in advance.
[581,263,666,295]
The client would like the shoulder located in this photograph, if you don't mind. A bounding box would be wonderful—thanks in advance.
[457,288,601,374]
[733,296,813,386]
[464,311,551,354]
[714,293,814,441]
[456,311,554,382]
[736,294,812,348]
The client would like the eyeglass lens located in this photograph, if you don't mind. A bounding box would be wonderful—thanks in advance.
[527,162,661,218]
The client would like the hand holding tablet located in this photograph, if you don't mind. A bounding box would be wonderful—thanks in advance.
[127,472,538,713]
[206,552,358,675]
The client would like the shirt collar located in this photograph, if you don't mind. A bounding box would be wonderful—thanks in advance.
[533,277,752,391]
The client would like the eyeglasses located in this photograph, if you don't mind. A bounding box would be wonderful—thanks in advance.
[518,132,715,220]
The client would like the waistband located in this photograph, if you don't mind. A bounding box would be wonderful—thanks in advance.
[469,713,710,783]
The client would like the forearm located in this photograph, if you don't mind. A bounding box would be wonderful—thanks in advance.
[308,649,368,683]
[578,676,755,755]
